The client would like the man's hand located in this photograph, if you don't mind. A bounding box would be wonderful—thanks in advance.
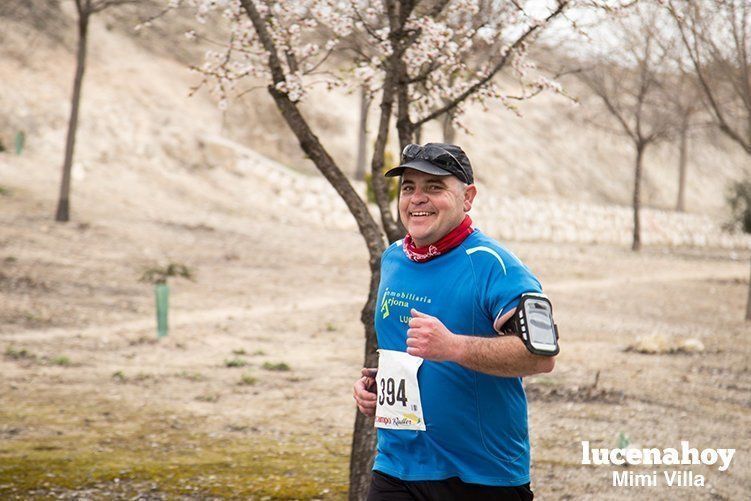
[353,368,377,416]
[406,309,463,362]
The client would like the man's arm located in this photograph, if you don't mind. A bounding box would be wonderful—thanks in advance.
[406,308,555,377]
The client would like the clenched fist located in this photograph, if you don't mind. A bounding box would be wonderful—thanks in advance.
[406,309,462,362]
[353,367,377,416]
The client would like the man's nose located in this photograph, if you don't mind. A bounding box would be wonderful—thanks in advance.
[410,187,428,204]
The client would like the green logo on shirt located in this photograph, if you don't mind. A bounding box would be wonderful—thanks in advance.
[381,293,390,318]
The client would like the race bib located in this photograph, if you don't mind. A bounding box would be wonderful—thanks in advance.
[374,349,426,431]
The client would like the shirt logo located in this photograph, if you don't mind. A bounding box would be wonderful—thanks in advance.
[381,294,391,319]
[380,287,433,320]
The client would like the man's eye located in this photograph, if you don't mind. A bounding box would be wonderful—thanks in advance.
[402,186,414,192]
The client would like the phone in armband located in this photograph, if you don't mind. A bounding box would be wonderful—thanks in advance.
[511,293,559,356]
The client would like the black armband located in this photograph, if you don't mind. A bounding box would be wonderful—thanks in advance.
[509,293,559,356]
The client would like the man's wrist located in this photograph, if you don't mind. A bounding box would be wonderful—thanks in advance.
[449,333,468,364]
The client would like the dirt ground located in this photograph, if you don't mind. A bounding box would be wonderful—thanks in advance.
[2,4,750,499]
[1,185,750,500]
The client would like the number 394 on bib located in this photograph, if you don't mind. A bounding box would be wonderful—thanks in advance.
[374,349,426,431]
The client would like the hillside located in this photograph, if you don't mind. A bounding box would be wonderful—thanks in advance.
[1,3,749,229]
[2,7,750,500]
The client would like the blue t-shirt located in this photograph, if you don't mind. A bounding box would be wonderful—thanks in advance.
[373,229,542,486]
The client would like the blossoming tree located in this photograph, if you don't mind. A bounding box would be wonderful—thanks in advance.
[168,0,630,497]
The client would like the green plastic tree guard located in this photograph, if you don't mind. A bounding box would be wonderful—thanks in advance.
[15,131,25,155]
[155,283,169,338]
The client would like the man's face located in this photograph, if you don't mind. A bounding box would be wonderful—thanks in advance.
[398,169,477,247]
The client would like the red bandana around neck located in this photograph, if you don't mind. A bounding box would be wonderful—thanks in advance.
[402,215,474,263]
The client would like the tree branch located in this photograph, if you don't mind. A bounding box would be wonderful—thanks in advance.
[412,0,570,128]
[238,0,387,258]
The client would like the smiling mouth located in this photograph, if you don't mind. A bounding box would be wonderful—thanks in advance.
[410,211,435,217]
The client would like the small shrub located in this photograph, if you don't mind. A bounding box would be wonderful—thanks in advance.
[232,348,247,356]
[22,310,48,324]
[112,370,127,383]
[195,393,220,403]
[251,350,266,356]
[239,374,257,386]
[224,358,248,368]
[726,179,751,233]
[325,322,337,332]
[262,361,291,372]
[5,346,35,360]
[365,173,399,204]
[366,146,399,203]
[176,371,205,382]
[139,262,195,285]
[50,356,71,366]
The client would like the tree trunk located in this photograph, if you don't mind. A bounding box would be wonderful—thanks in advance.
[355,87,370,181]
[632,143,645,251]
[236,4,390,498]
[348,264,381,501]
[264,88,387,501]
[442,110,456,144]
[394,54,413,153]
[676,122,688,212]
[55,13,88,222]
[370,71,404,243]
[746,256,751,321]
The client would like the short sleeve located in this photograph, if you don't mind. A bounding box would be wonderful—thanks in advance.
[468,244,542,330]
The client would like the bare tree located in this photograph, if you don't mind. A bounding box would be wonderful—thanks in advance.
[55,0,136,222]
[667,0,751,154]
[667,0,751,318]
[578,8,673,251]
[665,72,702,212]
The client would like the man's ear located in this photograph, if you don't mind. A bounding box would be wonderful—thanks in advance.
[464,184,478,212]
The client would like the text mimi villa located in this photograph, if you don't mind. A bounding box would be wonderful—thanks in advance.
[581,441,736,488]
[614,470,703,488]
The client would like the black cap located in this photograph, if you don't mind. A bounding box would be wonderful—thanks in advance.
[384,143,474,184]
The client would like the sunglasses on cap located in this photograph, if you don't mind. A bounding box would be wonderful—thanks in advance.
[401,144,470,184]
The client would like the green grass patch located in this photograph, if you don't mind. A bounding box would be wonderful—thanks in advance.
[262,362,291,372]
[175,371,206,382]
[238,374,257,386]
[50,356,71,367]
[194,393,220,403]
[0,394,349,499]
[4,346,35,361]
[224,358,248,368]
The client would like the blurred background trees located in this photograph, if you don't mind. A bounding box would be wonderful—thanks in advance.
[666,0,751,318]
[577,4,673,251]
